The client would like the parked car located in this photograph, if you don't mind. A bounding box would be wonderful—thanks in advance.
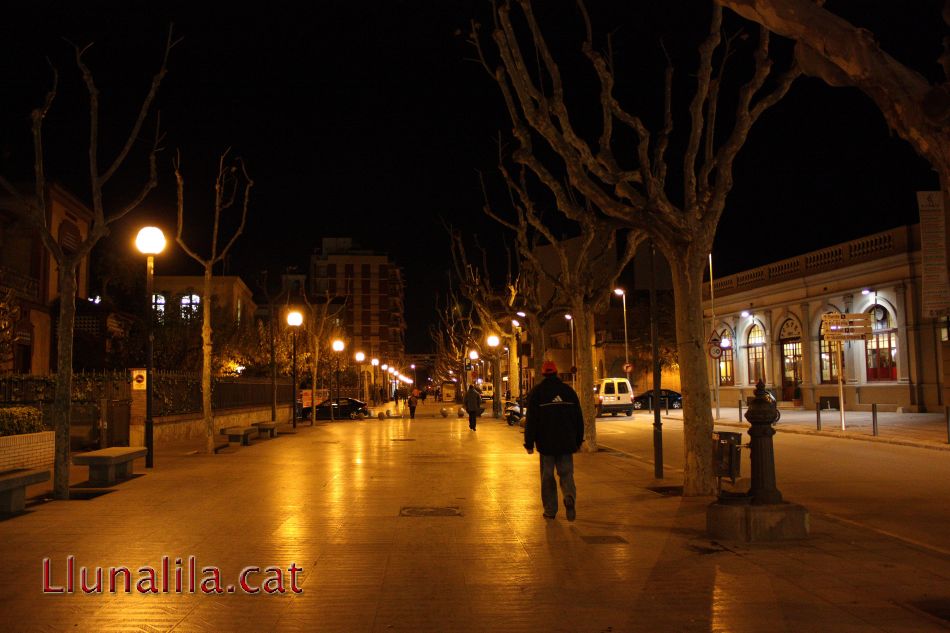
[632,389,683,410]
[593,377,635,416]
[308,397,370,420]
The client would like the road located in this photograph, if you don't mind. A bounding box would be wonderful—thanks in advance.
[597,413,950,555]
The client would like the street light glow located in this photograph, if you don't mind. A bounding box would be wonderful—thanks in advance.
[511,319,520,328]
[564,314,572,320]
[332,339,344,352]
[371,358,379,366]
[286,310,303,327]
[486,335,499,348]
[469,350,479,360]
[516,311,526,317]
[355,351,365,362]
[614,288,624,296]
[135,226,166,255]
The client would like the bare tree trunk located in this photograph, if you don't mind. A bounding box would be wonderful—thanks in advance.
[52,262,78,499]
[669,249,716,496]
[573,307,598,452]
[202,265,214,453]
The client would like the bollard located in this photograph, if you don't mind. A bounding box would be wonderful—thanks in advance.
[816,403,822,431]
[738,398,743,422]
[872,403,878,436]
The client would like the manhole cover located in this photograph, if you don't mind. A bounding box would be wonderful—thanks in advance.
[581,535,628,545]
[399,506,462,517]
[646,486,684,496]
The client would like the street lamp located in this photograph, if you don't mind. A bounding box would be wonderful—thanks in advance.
[371,358,379,405]
[468,350,479,389]
[565,314,574,384]
[135,227,166,468]
[355,351,365,402]
[411,363,417,385]
[614,288,630,379]
[332,339,345,420]
[287,310,303,429]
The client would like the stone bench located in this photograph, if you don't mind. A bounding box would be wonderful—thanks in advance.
[73,447,147,486]
[0,468,50,514]
[252,422,278,438]
[220,426,256,446]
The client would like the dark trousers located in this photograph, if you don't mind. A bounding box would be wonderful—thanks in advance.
[409,406,416,419]
[468,412,477,429]
[540,453,576,516]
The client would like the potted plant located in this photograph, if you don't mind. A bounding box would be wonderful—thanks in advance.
[792,385,803,406]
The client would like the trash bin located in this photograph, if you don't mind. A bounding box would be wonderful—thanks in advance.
[712,431,742,483]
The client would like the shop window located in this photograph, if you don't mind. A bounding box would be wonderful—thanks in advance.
[866,305,897,381]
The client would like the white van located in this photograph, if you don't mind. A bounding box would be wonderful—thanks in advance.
[479,381,494,401]
[593,377,634,416]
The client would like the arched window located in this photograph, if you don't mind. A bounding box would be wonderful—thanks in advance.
[779,319,802,401]
[819,312,844,384]
[746,324,766,384]
[866,305,897,381]
[718,329,734,386]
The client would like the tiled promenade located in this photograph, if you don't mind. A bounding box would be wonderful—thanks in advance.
[2,401,949,632]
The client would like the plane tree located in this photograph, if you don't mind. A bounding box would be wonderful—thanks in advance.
[474,1,800,491]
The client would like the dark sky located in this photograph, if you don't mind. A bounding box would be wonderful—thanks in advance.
[0,1,944,351]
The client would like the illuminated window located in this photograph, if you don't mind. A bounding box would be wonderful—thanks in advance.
[718,329,734,387]
[866,305,897,381]
[181,294,200,318]
[152,294,166,315]
[746,324,765,384]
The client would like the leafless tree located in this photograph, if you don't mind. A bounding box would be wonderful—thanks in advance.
[301,290,346,422]
[429,289,476,392]
[0,29,176,498]
[474,1,799,491]
[175,151,252,454]
[715,0,950,215]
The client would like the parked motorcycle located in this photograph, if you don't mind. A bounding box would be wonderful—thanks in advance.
[505,400,524,426]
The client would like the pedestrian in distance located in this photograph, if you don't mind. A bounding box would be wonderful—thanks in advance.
[524,360,585,521]
[408,391,418,419]
[464,383,482,431]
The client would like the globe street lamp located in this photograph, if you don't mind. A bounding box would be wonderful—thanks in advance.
[614,288,630,379]
[287,310,303,429]
[468,350,479,389]
[332,339,345,420]
[411,363,417,386]
[355,351,365,402]
[371,358,379,405]
[136,227,166,468]
[487,334,501,418]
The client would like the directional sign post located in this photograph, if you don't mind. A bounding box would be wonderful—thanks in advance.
[820,313,873,430]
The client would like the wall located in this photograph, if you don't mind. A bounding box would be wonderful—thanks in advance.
[129,405,293,447]
[0,430,54,471]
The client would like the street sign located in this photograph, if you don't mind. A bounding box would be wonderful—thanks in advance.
[708,345,722,359]
[821,313,873,340]
[708,333,721,346]
[623,363,633,373]
[131,369,146,391]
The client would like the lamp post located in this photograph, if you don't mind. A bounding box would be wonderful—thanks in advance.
[287,310,303,429]
[135,227,166,468]
[468,350,479,390]
[614,288,630,379]
[332,339,345,420]
[565,314,574,385]
[381,363,389,401]
[355,351,365,402]
[371,358,379,405]
[487,334,501,418]
[512,319,523,400]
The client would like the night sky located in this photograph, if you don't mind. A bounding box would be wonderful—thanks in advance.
[0,1,943,351]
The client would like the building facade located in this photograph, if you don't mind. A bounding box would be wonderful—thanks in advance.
[703,225,945,412]
[0,184,92,375]
[152,275,257,325]
[309,238,406,366]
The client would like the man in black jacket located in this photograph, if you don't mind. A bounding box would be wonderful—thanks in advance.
[524,360,585,521]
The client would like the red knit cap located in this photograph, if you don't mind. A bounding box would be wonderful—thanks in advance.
[541,360,558,375]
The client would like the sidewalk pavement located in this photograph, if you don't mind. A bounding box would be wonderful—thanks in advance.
[2,400,949,632]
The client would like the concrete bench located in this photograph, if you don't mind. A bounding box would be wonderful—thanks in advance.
[220,426,255,446]
[252,422,278,438]
[0,468,50,514]
[73,447,147,486]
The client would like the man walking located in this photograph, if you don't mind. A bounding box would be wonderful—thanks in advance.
[524,360,584,521]
[464,383,482,431]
